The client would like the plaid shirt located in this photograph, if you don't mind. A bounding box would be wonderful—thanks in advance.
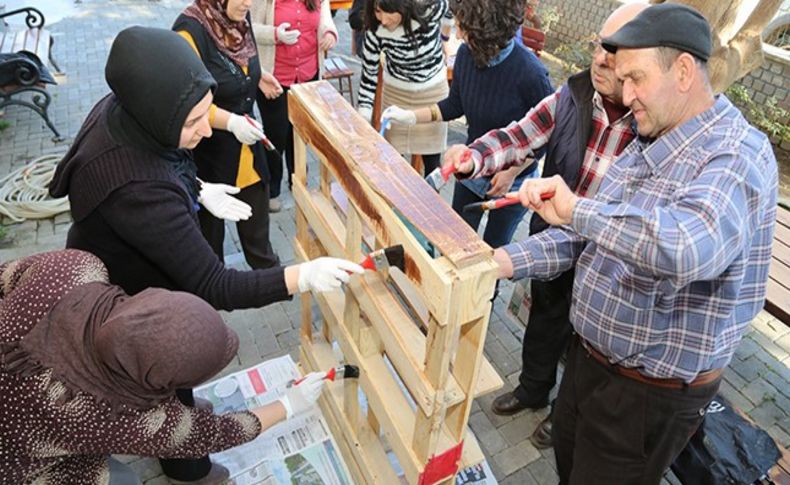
[504,96,778,381]
[468,89,635,197]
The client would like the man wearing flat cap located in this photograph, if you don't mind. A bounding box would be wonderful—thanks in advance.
[483,4,778,483]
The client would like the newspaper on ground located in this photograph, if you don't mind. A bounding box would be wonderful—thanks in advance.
[194,355,352,485]
[196,354,498,485]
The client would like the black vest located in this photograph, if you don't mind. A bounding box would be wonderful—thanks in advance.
[530,70,596,235]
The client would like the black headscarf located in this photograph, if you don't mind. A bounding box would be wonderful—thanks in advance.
[104,26,217,199]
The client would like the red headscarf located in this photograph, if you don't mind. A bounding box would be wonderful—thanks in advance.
[182,0,257,66]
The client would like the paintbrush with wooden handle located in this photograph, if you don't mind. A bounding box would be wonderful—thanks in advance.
[462,190,555,212]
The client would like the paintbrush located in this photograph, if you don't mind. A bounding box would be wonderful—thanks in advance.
[359,244,405,272]
[291,364,360,386]
[243,114,278,152]
[379,118,391,136]
[425,151,471,191]
[462,190,555,212]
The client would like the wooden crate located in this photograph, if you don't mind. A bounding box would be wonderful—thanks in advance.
[288,81,504,485]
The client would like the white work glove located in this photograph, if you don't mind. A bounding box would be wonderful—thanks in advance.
[357,106,372,124]
[297,257,364,293]
[276,22,301,45]
[280,372,326,419]
[381,105,417,126]
[227,113,265,145]
[198,181,253,222]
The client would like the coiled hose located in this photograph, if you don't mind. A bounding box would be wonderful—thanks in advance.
[0,154,69,222]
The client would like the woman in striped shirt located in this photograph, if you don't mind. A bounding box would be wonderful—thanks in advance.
[358,0,453,174]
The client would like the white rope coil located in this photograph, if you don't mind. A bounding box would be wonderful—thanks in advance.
[0,154,70,222]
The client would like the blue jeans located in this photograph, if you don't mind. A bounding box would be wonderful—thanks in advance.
[450,170,535,248]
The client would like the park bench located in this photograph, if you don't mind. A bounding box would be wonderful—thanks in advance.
[766,204,790,326]
[0,6,63,141]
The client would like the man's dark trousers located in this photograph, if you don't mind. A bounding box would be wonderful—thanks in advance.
[552,337,720,484]
[513,269,575,405]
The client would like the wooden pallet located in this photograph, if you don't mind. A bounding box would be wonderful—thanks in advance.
[289,80,504,485]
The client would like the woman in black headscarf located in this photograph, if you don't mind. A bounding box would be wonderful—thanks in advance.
[48,26,361,483]
[0,250,326,485]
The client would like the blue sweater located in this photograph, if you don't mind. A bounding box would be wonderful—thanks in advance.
[438,42,553,145]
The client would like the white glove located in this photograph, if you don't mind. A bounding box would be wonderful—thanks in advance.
[297,257,364,293]
[280,372,326,419]
[198,181,253,221]
[276,22,301,45]
[227,113,265,145]
[381,105,416,126]
[357,106,372,124]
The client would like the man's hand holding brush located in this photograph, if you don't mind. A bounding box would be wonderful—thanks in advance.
[515,174,578,225]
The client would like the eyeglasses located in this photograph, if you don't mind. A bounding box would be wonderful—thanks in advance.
[588,36,604,54]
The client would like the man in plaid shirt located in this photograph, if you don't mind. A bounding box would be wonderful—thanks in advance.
[452,4,778,483]
[445,3,645,426]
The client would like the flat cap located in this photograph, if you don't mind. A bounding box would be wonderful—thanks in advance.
[601,3,711,61]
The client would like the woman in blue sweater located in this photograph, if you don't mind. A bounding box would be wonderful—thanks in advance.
[383,0,552,248]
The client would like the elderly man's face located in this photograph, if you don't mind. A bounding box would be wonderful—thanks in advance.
[615,48,680,138]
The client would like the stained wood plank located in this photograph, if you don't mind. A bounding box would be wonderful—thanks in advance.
[288,81,490,269]
[298,185,502,412]
[297,242,487,481]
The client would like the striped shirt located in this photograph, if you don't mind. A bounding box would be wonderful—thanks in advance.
[469,89,634,197]
[357,0,453,109]
[504,95,778,382]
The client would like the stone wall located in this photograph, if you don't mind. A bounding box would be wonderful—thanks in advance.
[539,0,619,50]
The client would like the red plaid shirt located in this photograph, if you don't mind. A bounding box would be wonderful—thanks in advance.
[468,89,635,197]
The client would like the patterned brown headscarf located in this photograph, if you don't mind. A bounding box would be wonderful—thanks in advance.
[182,0,257,66]
[2,282,238,412]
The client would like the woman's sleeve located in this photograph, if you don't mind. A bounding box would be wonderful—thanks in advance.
[250,0,277,46]
[318,0,338,40]
[49,395,262,458]
[357,31,381,109]
[437,47,466,121]
[98,182,289,311]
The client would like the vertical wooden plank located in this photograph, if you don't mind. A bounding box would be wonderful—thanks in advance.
[445,317,487,440]
[293,129,312,342]
[293,129,308,185]
[320,162,331,198]
[412,314,461,462]
[344,205,363,430]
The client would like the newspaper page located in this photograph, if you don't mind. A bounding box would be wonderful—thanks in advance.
[194,355,352,485]
[197,354,497,485]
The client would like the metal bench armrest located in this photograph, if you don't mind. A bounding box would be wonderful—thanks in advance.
[0,6,46,29]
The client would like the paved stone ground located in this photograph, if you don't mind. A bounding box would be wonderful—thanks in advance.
[0,1,787,483]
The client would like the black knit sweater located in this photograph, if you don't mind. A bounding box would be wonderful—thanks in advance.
[50,96,289,311]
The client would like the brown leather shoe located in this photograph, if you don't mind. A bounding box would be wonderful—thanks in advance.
[529,414,553,449]
[491,391,548,416]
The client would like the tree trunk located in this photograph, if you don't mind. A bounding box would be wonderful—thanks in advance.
[650,0,782,93]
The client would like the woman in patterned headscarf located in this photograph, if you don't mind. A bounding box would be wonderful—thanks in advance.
[0,250,325,484]
[173,0,280,271]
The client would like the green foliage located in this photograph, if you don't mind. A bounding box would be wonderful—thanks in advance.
[537,4,560,34]
[726,84,790,143]
[554,40,593,73]
[0,119,10,132]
